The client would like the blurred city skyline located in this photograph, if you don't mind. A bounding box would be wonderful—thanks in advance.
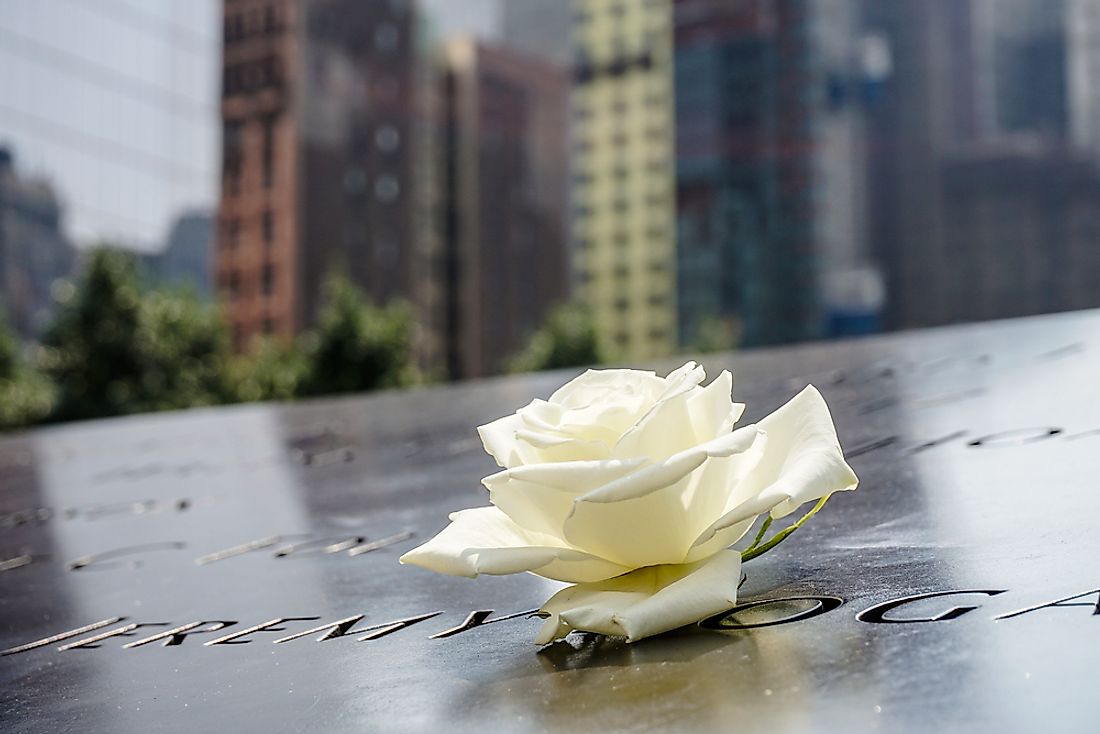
[0,0,506,252]
[0,0,220,251]
[3,0,1100,384]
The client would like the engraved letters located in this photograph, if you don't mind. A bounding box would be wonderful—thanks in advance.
[856,590,1007,623]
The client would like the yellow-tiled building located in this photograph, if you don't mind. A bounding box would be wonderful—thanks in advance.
[571,0,677,360]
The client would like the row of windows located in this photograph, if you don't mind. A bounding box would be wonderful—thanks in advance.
[574,92,668,120]
[222,115,278,193]
[575,52,656,85]
[220,263,277,300]
[573,159,670,186]
[574,196,671,219]
[221,211,276,250]
[224,4,285,44]
[573,125,669,152]
[610,292,670,308]
[577,258,670,277]
[223,56,284,97]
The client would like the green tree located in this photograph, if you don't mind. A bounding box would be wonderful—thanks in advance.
[0,312,17,380]
[0,311,55,431]
[40,247,234,421]
[136,288,236,412]
[231,337,307,403]
[508,301,603,374]
[299,275,415,396]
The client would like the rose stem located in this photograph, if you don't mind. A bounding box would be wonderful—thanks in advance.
[740,494,832,563]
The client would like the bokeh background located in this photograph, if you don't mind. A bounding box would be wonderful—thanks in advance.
[2,0,1098,428]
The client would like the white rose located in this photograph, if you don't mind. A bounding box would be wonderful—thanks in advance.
[400,362,858,643]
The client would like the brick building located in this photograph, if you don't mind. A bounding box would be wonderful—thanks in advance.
[217,0,418,350]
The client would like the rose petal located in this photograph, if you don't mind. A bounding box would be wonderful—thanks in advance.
[560,426,761,567]
[512,429,612,463]
[399,507,632,583]
[614,364,736,460]
[688,385,858,551]
[477,413,527,468]
[485,457,648,537]
[549,368,666,409]
[535,550,742,644]
[686,370,745,440]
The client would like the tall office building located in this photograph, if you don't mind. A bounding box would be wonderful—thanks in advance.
[437,38,570,378]
[0,147,75,339]
[674,0,870,348]
[1067,0,1100,153]
[217,0,418,350]
[154,212,214,299]
[571,0,678,361]
[939,144,1100,321]
[862,0,974,329]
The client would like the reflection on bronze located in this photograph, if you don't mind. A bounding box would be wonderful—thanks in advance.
[0,617,123,656]
[857,590,1007,623]
[916,388,985,408]
[700,596,845,631]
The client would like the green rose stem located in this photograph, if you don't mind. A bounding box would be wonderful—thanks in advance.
[740,494,831,562]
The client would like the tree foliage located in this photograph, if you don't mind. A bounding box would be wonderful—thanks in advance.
[39,248,233,421]
[299,275,416,396]
[508,301,603,374]
[2,256,420,432]
[0,311,54,430]
[231,337,307,403]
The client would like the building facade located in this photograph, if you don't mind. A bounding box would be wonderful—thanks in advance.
[571,0,678,361]
[153,212,214,298]
[217,0,418,350]
[0,147,75,339]
[939,145,1100,322]
[438,38,570,378]
[674,0,870,348]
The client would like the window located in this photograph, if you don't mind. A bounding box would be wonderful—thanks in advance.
[262,263,275,296]
[223,218,240,249]
[375,175,400,202]
[262,114,277,188]
[260,124,277,186]
[375,125,400,152]
[262,210,274,244]
[223,120,243,194]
